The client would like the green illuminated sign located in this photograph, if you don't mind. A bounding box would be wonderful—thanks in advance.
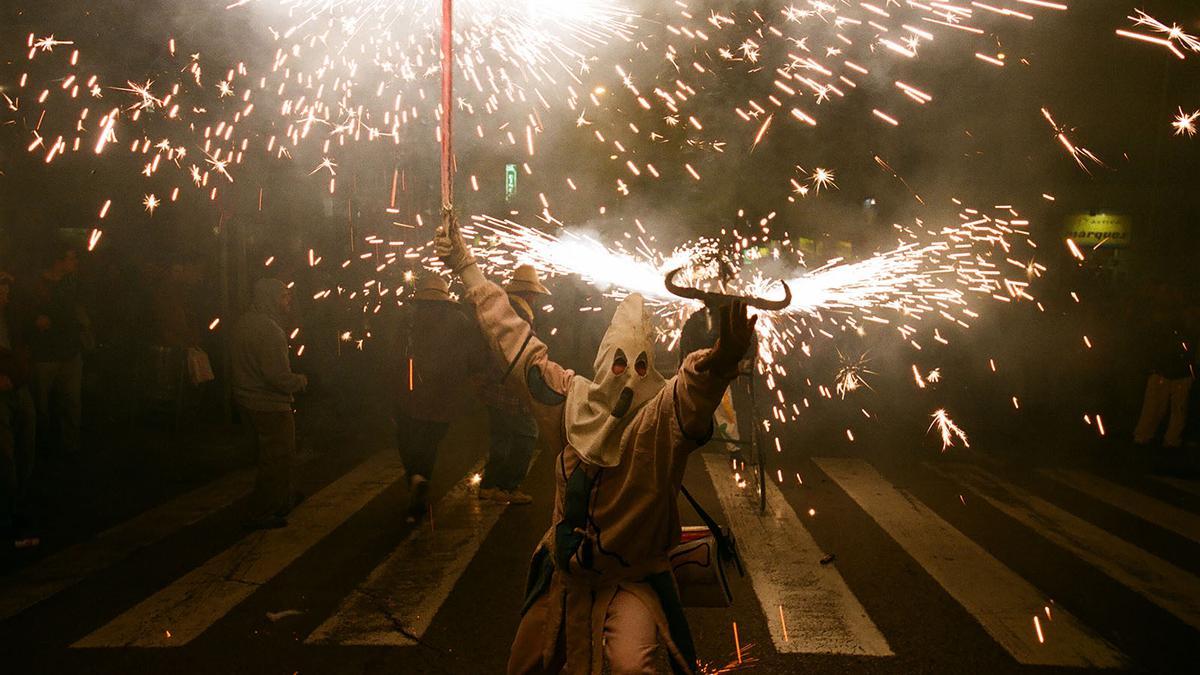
[505,164,518,202]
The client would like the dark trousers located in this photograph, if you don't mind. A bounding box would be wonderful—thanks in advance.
[33,354,82,453]
[396,412,449,481]
[242,408,296,519]
[0,388,36,529]
[481,407,537,491]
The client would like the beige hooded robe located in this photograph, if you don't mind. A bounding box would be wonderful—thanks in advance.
[466,280,735,674]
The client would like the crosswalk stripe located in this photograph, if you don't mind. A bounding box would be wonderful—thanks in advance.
[816,458,1123,667]
[702,453,892,656]
[1042,469,1200,544]
[306,460,511,646]
[0,468,255,622]
[933,462,1200,632]
[1153,476,1200,498]
[72,451,404,648]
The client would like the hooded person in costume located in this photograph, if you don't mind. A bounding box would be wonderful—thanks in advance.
[436,220,756,675]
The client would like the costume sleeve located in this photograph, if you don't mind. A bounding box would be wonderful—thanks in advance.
[256,324,307,394]
[465,280,572,412]
[670,348,737,448]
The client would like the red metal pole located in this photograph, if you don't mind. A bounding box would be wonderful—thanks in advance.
[440,0,454,215]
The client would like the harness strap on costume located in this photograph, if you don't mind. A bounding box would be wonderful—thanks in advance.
[501,331,535,383]
[680,484,744,577]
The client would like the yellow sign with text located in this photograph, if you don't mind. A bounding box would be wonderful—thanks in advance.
[1064,213,1131,248]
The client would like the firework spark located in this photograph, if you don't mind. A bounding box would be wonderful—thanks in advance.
[929,409,969,450]
[1041,108,1105,174]
[1172,108,1199,137]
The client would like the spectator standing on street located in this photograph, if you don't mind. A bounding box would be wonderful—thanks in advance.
[394,273,479,523]
[1134,303,1195,448]
[152,261,202,349]
[0,272,38,548]
[29,243,87,456]
[477,265,550,506]
[232,278,308,530]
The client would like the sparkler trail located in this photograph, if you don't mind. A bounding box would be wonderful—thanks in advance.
[929,409,970,451]
[1116,9,1200,59]
[1041,108,1105,175]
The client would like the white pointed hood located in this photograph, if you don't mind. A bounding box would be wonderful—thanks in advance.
[564,293,667,467]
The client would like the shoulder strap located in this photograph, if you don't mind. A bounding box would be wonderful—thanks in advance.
[679,484,744,576]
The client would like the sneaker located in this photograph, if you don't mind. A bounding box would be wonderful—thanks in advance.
[14,536,41,549]
[478,487,499,501]
[276,491,306,518]
[407,475,430,521]
[243,514,288,530]
[502,490,533,505]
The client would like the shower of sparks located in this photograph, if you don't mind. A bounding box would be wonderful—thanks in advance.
[0,0,1077,444]
[929,409,970,451]
[1172,108,1199,137]
[464,214,713,306]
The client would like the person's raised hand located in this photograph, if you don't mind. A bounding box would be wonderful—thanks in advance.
[434,212,476,274]
[698,301,757,375]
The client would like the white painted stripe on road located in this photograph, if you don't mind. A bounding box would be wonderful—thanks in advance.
[816,458,1123,668]
[1153,476,1200,498]
[702,453,892,656]
[0,469,255,621]
[72,451,404,648]
[1043,469,1200,544]
[306,459,512,646]
[934,462,1200,632]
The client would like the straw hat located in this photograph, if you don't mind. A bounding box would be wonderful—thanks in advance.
[505,264,551,296]
[413,275,451,301]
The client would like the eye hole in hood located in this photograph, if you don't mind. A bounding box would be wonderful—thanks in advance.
[635,351,648,377]
[612,348,627,376]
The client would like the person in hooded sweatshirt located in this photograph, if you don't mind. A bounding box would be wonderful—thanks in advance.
[231,278,308,530]
[436,220,756,675]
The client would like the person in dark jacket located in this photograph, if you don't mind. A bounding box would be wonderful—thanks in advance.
[394,273,480,522]
[1134,306,1195,448]
[29,244,85,455]
[477,265,550,506]
[0,272,38,548]
[232,278,308,529]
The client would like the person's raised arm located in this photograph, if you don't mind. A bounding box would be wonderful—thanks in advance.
[672,301,757,444]
[434,217,572,407]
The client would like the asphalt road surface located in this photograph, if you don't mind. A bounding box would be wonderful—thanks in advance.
[2,407,1197,674]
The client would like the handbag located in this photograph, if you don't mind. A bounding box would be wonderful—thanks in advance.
[186,347,215,385]
[669,485,743,608]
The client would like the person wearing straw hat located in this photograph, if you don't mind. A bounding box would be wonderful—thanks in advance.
[477,265,551,506]
[394,272,479,523]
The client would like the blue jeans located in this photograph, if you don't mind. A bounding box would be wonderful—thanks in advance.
[481,406,537,491]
